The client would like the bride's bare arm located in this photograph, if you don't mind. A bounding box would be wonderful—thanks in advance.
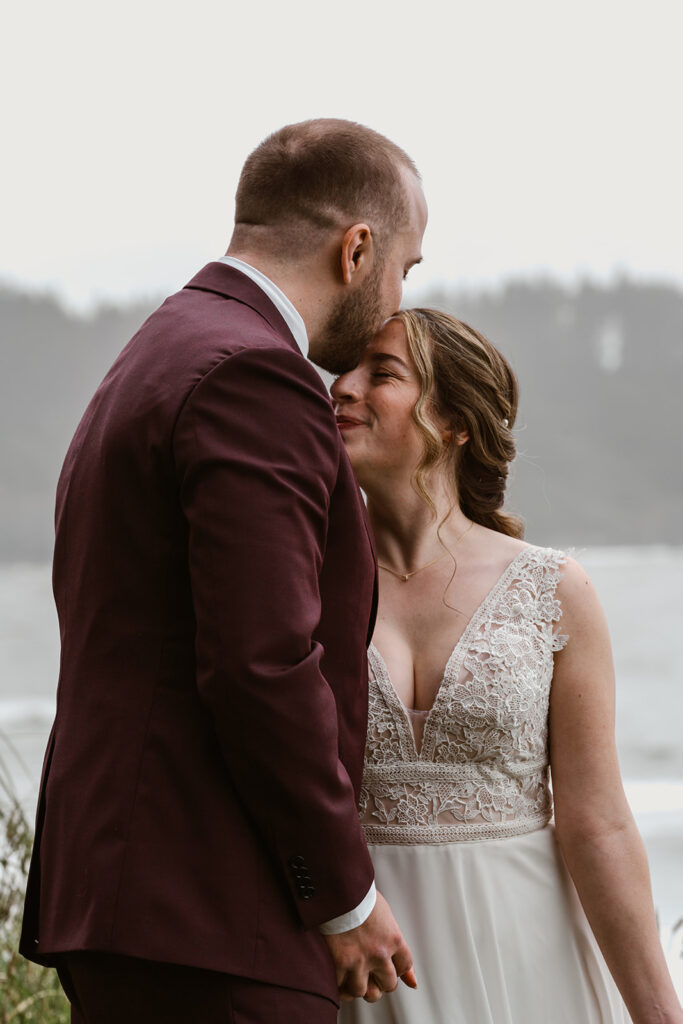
[549,558,682,1024]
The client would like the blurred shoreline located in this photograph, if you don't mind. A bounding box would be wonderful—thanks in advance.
[2,546,682,930]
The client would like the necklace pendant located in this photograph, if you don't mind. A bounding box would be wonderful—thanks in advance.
[401,573,410,581]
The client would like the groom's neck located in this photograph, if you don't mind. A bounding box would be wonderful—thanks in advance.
[224,242,332,347]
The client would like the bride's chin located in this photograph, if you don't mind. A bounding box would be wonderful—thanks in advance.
[340,444,387,488]
[342,448,367,479]
[343,449,363,476]
[348,462,377,495]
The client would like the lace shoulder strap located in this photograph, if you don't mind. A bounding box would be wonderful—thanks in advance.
[519,545,570,651]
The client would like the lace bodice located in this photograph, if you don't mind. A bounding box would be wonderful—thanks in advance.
[359,545,569,844]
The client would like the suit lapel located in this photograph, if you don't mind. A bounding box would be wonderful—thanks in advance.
[348,469,379,647]
[184,262,301,355]
[361,505,379,647]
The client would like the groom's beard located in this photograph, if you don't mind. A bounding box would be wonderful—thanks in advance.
[311,267,385,375]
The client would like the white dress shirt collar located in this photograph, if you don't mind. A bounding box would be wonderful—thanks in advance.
[218,256,309,358]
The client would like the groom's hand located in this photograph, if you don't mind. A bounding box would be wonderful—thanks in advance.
[323,891,417,1003]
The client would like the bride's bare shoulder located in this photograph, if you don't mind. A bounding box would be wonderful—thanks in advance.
[553,554,609,636]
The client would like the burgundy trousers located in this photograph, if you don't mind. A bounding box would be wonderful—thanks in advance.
[56,952,338,1024]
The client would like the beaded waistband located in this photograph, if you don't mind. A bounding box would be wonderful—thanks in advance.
[359,759,552,846]
[361,813,551,845]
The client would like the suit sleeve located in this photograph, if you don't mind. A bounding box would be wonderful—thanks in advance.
[173,344,374,929]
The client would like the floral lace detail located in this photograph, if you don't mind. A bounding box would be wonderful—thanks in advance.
[360,546,569,844]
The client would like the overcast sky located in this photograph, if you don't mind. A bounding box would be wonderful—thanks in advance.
[2,0,682,310]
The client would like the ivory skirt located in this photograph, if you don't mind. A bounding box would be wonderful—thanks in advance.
[338,824,631,1023]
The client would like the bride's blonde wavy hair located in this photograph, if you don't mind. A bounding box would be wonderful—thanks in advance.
[395,308,523,539]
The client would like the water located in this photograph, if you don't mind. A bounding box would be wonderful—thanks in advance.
[1,550,682,946]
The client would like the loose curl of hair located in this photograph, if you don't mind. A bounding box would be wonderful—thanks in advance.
[395,308,524,539]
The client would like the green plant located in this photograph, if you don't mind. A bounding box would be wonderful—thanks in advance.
[0,739,68,1023]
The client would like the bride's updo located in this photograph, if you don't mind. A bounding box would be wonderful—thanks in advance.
[396,308,523,539]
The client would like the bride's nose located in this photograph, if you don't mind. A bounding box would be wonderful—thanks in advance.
[330,369,362,403]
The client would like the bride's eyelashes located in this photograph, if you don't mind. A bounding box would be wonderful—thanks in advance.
[372,367,410,383]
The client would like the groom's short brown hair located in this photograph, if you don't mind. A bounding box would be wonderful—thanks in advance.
[234,119,419,254]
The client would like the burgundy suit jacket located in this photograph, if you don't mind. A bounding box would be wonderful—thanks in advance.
[20,263,378,1002]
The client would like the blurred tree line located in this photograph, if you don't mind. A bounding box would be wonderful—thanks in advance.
[1,276,681,561]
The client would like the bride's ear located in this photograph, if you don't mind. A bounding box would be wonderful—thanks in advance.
[442,426,469,447]
[340,223,374,285]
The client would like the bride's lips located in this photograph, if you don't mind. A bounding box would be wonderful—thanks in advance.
[335,414,368,432]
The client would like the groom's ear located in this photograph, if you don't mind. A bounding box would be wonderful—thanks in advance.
[340,223,374,285]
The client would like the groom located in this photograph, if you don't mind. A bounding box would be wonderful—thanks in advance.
[20,119,427,1022]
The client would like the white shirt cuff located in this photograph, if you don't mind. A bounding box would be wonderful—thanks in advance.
[318,881,377,935]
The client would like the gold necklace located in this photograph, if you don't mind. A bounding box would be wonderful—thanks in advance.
[378,520,474,582]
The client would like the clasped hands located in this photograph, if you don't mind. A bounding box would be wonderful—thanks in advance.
[323,891,417,1004]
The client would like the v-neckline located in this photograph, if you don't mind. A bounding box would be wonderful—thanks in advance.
[368,545,533,761]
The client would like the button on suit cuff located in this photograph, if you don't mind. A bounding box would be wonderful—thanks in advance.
[318,882,376,935]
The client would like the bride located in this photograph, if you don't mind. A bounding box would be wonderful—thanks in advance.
[331,308,682,1024]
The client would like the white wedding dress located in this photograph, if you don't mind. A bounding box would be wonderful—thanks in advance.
[340,545,631,1024]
